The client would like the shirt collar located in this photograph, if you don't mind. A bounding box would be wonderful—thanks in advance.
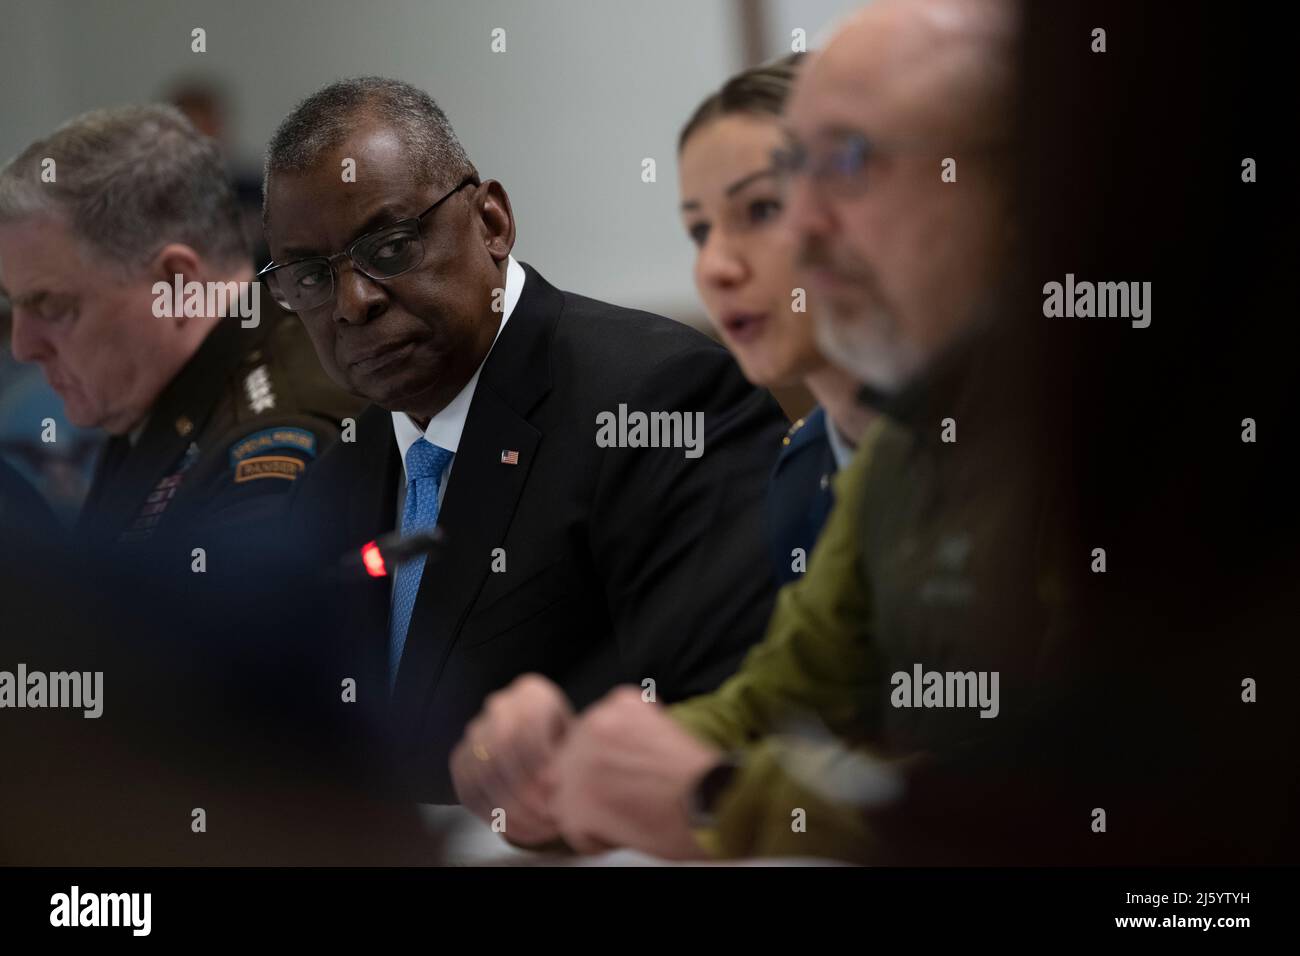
[392,255,525,471]
[127,415,151,447]
[825,418,855,471]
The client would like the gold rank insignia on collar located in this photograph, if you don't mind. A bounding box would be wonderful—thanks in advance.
[783,417,806,446]
[175,415,194,437]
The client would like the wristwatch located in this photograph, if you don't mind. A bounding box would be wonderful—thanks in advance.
[686,754,745,828]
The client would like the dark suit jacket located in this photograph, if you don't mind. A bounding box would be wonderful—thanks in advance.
[289,263,788,801]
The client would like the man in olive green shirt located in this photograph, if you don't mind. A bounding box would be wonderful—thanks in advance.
[554,422,889,860]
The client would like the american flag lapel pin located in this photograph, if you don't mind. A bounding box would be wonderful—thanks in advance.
[500,449,520,465]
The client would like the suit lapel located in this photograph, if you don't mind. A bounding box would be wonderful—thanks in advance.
[391,262,559,724]
[344,404,401,549]
[336,403,402,692]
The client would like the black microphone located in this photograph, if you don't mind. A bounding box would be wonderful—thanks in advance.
[338,526,446,579]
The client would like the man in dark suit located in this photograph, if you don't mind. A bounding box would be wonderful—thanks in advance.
[262,78,787,803]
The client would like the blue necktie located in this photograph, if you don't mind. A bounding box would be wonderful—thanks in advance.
[389,437,454,689]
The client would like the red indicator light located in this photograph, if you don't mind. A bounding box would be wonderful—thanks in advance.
[361,540,387,577]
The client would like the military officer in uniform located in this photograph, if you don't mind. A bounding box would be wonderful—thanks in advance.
[0,104,362,550]
[768,410,840,583]
[76,312,360,549]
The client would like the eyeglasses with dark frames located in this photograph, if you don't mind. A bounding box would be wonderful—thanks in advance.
[257,175,479,312]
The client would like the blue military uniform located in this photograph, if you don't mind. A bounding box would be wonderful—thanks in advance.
[765,406,837,584]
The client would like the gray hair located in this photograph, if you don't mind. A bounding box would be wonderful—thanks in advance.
[0,104,248,272]
[263,76,477,220]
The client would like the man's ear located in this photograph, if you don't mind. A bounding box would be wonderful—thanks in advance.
[148,244,204,326]
[151,244,204,287]
[475,180,515,262]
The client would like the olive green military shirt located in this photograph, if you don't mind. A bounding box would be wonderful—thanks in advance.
[670,418,890,862]
[670,384,1059,863]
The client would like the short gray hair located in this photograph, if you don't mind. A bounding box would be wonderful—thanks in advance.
[0,104,248,271]
[263,76,477,219]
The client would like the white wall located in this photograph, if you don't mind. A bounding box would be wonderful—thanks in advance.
[765,0,867,52]
[0,0,866,321]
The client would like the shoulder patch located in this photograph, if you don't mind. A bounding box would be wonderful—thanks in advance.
[234,455,306,484]
[229,427,318,467]
[244,364,277,414]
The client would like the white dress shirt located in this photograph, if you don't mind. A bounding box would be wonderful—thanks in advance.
[825,417,856,472]
[391,255,525,516]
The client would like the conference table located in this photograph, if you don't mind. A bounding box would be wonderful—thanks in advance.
[418,805,840,866]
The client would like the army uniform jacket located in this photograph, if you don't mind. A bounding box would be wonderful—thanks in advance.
[671,347,1067,863]
[77,314,364,549]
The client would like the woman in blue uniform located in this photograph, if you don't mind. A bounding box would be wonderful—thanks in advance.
[677,54,874,583]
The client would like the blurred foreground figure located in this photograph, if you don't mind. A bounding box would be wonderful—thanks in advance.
[0,461,440,864]
[0,105,361,551]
